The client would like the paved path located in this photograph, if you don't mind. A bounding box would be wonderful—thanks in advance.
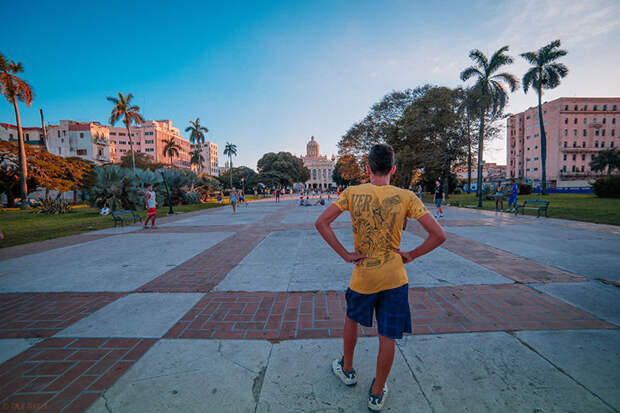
[0,200,618,412]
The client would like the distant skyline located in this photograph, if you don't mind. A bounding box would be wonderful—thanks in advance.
[2,0,619,169]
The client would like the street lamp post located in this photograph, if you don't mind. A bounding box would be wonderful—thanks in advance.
[160,169,174,215]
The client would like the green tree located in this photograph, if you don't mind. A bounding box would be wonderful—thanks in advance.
[460,46,518,206]
[185,117,208,170]
[0,53,33,208]
[590,149,619,177]
[256,152,310,188]
[332,156,363,186]
[119,150,164,171]
[162,137,181,167]
[107,92,145,175]
[223,142,238,189]
[521,40,569,194]
[217,166,259,191]
[190,149,205,170]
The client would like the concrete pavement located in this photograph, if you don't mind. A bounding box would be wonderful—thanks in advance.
[0,199,618,412]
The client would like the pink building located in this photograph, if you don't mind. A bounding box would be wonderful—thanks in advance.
[109,120,191,169]
[507,98,619,186]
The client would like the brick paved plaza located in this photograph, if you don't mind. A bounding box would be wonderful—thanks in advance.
[0,199,618,412]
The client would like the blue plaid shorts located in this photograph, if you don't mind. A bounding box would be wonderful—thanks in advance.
[345,284,411,339]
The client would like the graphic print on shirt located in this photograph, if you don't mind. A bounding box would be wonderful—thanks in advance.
[350,193,402,270]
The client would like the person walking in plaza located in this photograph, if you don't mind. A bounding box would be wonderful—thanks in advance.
[315,144,446,411]
[495,183,505,212]
[508,179,519,212]
[143,184,157,229]
[433,179,445,218]
[275,188,281,203]
[417,184,423,200]
[230,190,237,214]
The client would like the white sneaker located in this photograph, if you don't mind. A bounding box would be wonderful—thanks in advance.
[368,378,388,411]
[332,357,357,386]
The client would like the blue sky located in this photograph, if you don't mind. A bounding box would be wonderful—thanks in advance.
[2,0,619,168]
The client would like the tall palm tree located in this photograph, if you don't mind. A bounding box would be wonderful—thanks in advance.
[107,92,145,174]
[0,53,33,209]
[223,142,237,190]
[460,46,518,207]
[162,137,181,167]
[190,149,205,171]
[590,149,619,177]
[521,40,568,194]
[185,117,209,171]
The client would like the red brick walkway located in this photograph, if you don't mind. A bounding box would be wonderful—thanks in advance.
[163,284,616,340]
[0,294,122,339]
[0,337,155,413]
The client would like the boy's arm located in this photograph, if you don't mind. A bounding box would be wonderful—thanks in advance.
[315,204,367,265]
[395,214,446,264]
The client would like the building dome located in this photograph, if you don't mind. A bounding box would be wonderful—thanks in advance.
[306,136,319,158]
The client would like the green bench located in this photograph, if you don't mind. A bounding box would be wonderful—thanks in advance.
[111,210,142,226]
[515,200,550,218]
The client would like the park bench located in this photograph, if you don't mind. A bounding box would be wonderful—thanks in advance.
[111,210,142,226]
[515,200,550,218]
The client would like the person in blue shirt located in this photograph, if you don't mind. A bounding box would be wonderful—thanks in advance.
[508,180,519,212]
[230,191,237,214]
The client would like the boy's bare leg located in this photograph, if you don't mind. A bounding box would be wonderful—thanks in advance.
[151,216,156,227]
[371,335,395,395]
[343,316,358,371]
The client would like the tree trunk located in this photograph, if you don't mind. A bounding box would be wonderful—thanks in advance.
[229,155,233,190]
[12,97,28,209]
[467,118,472,193]
[126,122,135,174]
[537,86,548,195]
[477,112,485,208]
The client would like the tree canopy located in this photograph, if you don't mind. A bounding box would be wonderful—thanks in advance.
[256,152,310,187]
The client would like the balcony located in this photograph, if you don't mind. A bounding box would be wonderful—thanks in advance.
[561,146,607,152]
[559,171,603,178]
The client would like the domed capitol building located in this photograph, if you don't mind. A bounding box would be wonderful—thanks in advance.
[301,136,336,191]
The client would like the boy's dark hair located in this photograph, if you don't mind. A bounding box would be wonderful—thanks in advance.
[368,144,395,175]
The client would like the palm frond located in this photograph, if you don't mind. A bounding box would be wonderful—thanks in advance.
[460,66,483,82]
[488,46,513,72]
[492,72,518,92]
[522,67,538,93]
[519,51,538,65]
[468,49,488,70]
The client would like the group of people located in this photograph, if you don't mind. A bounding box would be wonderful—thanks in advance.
[492,179,520,212]
[298,195,326,207]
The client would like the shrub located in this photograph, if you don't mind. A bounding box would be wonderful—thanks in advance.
[35,196,72,214]
[592,175,620,198]
[88,165,141,211]
[519,183,532,195]
[182,191,201,205]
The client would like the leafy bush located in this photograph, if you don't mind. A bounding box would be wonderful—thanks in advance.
[519,183,532,195]
[88,165,141,211]
[183,191,201,205]
[34,196,72,214]
[592,175,620,198]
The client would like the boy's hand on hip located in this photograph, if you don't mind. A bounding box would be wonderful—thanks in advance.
[394,249,415,264]
[344,251,367,265]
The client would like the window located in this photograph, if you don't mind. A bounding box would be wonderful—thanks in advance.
[574,105,578,110]
[57,131,60,137]
[573,141,576,148]
[611,141,615,148]
[573,130,577,136]
[591,155,595,160]
[76,149,87,155]
[613,118,616,124]
[581,154,586,161]
[25,133,29,140]
[595,130,599,136]
[563,129,567,136]
[563,165,566,172]
[526,135,530,139]
[603,118,606,124]
[614,105,617,111]
[594,105,598,111]
[584,118,588,124]
[110,132,116,135]
[119,132,126,136]
[602,129,606,137]
[580,165,584,172]
[534,157,539,160]
[595,141,599,148]
[582,141,586,148]
[603,105,607,111]
[601,141,605,147]
[145,131,154,136]
[563,154,567,161]
[59,147,62,154]
[572,165,576,172]
[80,133,84,138]
[572,154,576,161]
[564,105,568,110]
[145,148,154,152]
[564,118,568,124]
[563,141,567,147]
[526,168,530,172]
[573,118,577,124]
[63,130,66,136]
[613,130,616,136]
[583,129,587,137]
[583,105,588,111]
[534,168,538,171]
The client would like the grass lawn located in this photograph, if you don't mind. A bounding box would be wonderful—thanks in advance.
[441,193,620,226]
[0,202,224,249]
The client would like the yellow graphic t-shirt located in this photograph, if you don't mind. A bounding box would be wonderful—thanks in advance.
[333,184,429,294]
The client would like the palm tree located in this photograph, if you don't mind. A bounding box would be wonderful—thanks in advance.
[521,40,568,194]
[590,149,619,177]
[162,137,181,167]
[185,117,209,171]
[107,92,145,174]
[0,53,33,209]
[190,149,205,171]
[460,46,518,207]
[223,142,237,190]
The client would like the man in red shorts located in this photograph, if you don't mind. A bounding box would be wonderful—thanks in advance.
[144,184,157,229]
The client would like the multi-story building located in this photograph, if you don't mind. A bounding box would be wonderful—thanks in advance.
[1,120,111,164]
[190,141,219,176]
[109,120,191,169]
[454,162,507,182]
[507,97,619,186]
[301,136,335,190]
